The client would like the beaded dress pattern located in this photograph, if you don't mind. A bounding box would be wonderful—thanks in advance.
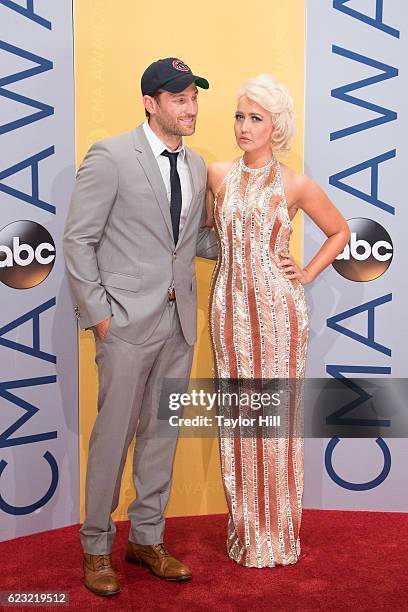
[209,156,309,567]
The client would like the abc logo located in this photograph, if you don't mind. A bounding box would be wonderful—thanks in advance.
[0,220,55,289]
[333,218,393,282]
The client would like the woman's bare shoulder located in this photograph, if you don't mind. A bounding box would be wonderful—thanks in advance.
[279,162,311,195]
[280,162,311,188]
[207,161,235,193]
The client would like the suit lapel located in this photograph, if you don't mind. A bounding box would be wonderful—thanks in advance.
[177,147,203,246]
[132,126,174,243]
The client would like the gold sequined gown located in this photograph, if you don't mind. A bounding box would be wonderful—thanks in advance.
[209,156,309,567]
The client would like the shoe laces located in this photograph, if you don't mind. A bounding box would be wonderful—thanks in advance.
[95,554,111,570]
[152,543,170,557]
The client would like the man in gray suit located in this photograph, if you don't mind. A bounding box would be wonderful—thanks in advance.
[63,57,217,596]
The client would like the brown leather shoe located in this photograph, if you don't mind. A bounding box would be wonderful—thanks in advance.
[125,542,192,581]
[83,553,121,596]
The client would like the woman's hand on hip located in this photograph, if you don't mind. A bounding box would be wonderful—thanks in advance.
[278,251,313,285]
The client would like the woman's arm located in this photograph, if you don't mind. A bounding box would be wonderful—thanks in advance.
[281,174,350,284]
[205,162,234,228]
[205,176,215,228]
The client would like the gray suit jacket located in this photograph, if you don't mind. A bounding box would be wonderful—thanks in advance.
[63,124,218,346]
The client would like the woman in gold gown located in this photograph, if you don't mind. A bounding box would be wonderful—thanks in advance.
[207,75,349,568]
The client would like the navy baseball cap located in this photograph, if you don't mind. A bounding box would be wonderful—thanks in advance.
[141,58,209,96]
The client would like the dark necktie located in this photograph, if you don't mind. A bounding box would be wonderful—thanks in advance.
[161,150,182,244]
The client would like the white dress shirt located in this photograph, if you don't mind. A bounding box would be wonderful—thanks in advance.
[143,121,193,235]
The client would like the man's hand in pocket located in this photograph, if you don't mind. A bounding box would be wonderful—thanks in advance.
[95,316,111,340]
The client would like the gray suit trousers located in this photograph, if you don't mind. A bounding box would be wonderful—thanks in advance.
[79,301,194,554]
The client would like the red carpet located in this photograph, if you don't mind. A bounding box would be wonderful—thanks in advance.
[1,510,407,611]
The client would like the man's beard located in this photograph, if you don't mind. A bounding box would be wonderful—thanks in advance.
[156,113,196,137]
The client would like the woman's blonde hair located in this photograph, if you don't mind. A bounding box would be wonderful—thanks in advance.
[237,74,295,152]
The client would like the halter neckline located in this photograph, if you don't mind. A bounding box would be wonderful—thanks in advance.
[239,156,276,173]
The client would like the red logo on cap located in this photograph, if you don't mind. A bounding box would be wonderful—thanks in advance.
[172,60,190,72]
